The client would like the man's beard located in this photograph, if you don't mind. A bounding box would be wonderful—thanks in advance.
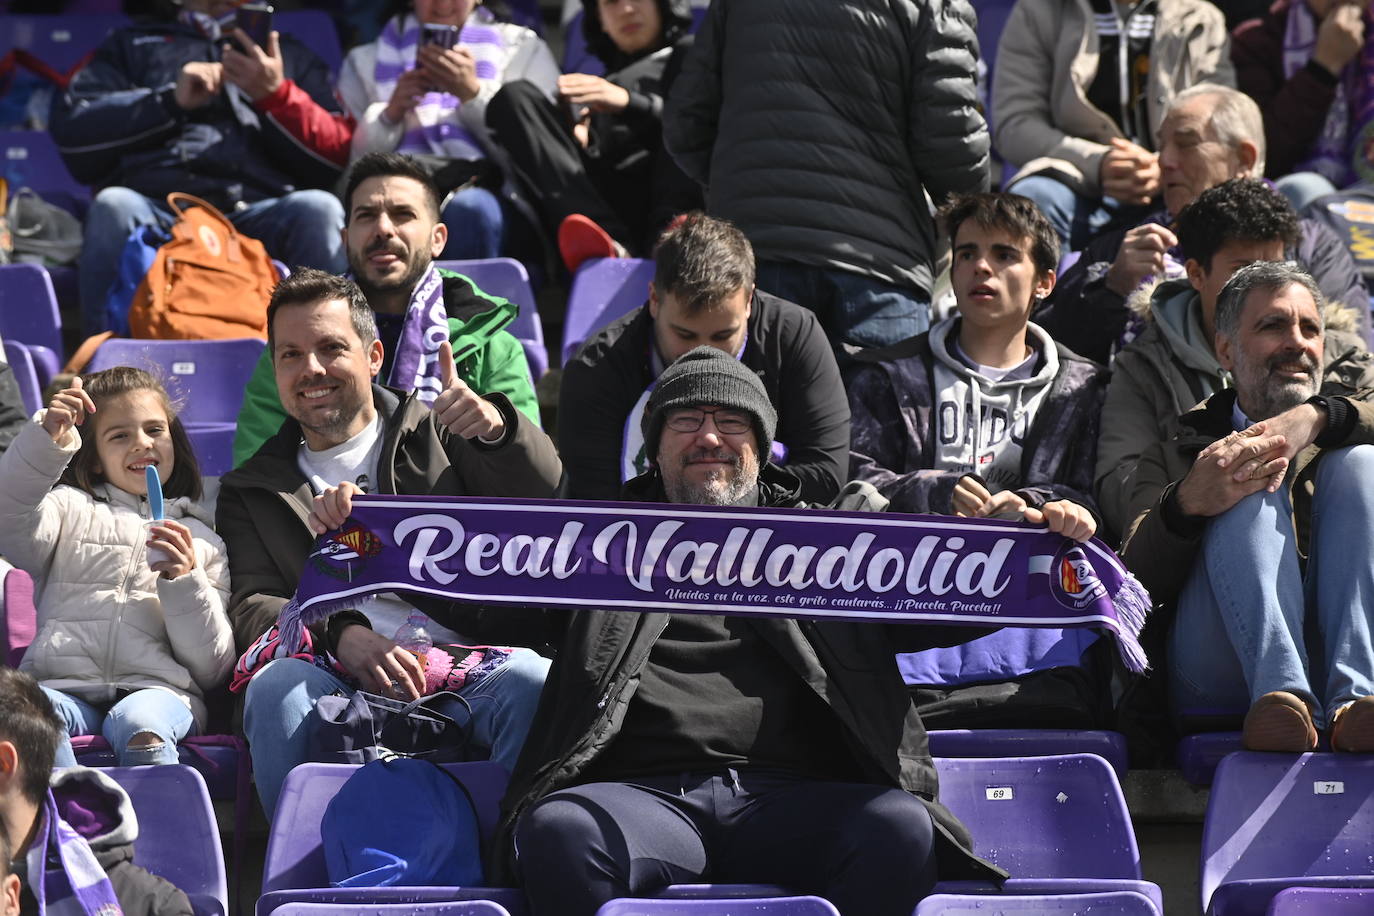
[348,238,430,301]
[1235,350,1322,420]
[662,446,760,506]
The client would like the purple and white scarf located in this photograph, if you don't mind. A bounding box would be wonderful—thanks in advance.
[383,262,450,406]
[374,11,510,161]
[1282,1,1374,186]
[272,496,1152,674]
[25,792,122,916]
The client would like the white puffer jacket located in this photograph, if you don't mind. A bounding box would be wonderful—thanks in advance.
[0,418,234,727]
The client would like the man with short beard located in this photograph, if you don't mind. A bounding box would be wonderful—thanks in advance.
[496,346,1005,916]
[232,152,539,466]
[1121,261,1374,754]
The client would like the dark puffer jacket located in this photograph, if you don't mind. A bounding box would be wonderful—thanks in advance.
[664,0,990,295]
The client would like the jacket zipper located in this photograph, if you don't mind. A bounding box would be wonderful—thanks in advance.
[102,500,150,698]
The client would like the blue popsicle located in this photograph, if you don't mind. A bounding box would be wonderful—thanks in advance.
[146,464,164,522]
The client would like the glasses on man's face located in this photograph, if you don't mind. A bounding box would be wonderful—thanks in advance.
[665,407,752,435]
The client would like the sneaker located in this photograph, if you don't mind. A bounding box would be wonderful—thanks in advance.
[558,214,626,273]
[1242,691,1318,752]
[1330,696,1374,752]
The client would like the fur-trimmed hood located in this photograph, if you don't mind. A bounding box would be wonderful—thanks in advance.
[1127,276,1363,335]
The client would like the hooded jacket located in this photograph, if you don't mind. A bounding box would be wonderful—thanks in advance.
[489,465,1006,886]
[49,18,344,210]
[231,270,539,468]
[993,0,1234,196]
[217,384,561,654]
[664,0,990,294]
[1095,278,1374,540]
[846,317,1107,517]
[17,767,191,916]
[0,421,233,728]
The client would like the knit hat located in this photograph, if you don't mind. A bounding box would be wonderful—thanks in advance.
[642,346,777,463]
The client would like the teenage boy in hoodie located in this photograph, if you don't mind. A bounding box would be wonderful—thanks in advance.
[0,667,190,916]
[1095,177,1374,541]
[487,0,702,268]
[845,192,1104,727]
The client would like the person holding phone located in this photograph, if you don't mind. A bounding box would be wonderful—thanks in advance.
[338,0,559,261]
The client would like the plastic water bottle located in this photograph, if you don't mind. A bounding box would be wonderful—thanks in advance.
[393,612,433,672]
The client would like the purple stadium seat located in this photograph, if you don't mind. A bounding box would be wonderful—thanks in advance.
[103,764,229,916]
[257,888,528,916]
[272,903,512,916]
[0,262,65,381]
[0,15,128,77]
[1177,732,1244,786]
[1,563,35,667]
[931,754,1162,910]
[3,339,44,415]
[275,11,344,77]
[560,257,655,365]
[435,258,548,379]
[596,898,840,915]
[1201,752,1374,916]
[1266,886,1374,914]
[926,729,1129,779]
[916,890,1161,915]
[0,130,90,214]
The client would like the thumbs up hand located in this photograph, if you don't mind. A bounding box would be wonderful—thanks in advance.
[431,340,507,441]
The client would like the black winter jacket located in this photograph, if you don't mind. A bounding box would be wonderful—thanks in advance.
[491,465,1007,886]
[664,0,990,294]
[558,291,850,504]
[50,18,343,210]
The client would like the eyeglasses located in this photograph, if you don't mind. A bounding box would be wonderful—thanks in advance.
[664,407,752,435]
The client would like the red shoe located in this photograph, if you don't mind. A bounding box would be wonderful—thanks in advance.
[558,214,624,273]
[1331,696,1374,752]
[1242,691,1318,752]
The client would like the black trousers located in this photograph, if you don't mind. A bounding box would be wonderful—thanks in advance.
[515,768,939,916]
[486,79,699,255]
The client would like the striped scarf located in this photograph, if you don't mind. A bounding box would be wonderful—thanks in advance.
[374,11,510,161]
[25,792,122,916]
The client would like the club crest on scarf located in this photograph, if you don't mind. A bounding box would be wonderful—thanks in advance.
[310,522,384,581]
[1051,543,1108,612]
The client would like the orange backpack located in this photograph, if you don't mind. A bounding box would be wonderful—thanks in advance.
[128,192,279,340]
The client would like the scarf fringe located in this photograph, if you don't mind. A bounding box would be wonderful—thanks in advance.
[1110,572,1152,674]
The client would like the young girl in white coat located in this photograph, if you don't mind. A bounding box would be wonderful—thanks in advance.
[0,367,233,766]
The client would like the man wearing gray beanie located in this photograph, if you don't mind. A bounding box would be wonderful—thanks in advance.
[502,348,1001,916]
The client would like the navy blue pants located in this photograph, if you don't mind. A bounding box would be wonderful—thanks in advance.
[515,768,938,916]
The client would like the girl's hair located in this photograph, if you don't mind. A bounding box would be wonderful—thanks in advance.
[59,367,203,502]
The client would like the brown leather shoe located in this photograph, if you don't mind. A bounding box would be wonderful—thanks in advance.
[1330,696,1374,752]
[1243,691,1319,752]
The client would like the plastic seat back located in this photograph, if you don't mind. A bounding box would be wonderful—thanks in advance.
[560,258,654,365]
[927,730,1129,780]
[596,898,840,915]
[271,903,512,916]
[0,15,129,76]
[86,337,266,425]
[435,258,547,379]
[916,890,1160,915]
[275,11,344,76]
[3,339,44,415]
[0,262,65,367]
[1266,886,1374,914]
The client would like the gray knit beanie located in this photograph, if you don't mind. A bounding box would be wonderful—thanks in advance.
[642,346,778,463]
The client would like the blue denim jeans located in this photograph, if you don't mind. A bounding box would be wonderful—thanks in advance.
[78,187,347,336]
[244,648,551,818]
[753,261,929,350]
[439,187,504,261]
[1170,445,1374,727]
[1008,174,1122,252]
[42,686,196,767]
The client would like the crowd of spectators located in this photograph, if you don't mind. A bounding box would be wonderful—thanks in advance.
[3,0,1374,912]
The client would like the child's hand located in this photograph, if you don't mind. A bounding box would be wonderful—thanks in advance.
[148,519,197,580]
[42,377,96,442]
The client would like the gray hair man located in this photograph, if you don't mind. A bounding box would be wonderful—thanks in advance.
[1120,261,1374,754]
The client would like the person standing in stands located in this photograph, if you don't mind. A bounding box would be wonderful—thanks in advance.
[558,213,850,504]
[993,0,1234,250]
[847,192,1105,729]
[486,0,702,270]
[664,0,989,349]
[337,0,559,261]
[50,0,350,337]
[232,153,538,465]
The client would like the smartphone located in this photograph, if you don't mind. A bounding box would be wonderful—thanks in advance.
[236,2,274,51]
[420,23,461,51]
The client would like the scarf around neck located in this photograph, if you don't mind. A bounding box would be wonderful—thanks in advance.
[374,11,510,161]
[382,262,450,406]
[25,792,122,916]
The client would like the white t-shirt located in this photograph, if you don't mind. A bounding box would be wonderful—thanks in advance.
[296,416,466,645]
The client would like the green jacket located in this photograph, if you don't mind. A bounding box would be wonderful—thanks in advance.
[232,271,539,467]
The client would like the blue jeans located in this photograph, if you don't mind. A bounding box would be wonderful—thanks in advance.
[1008,174,1122,251]
[517,770,937,916]
[244,648,551,818]
[1170,445,1374,727]
[439,187,504,261]
[78,187,347,336]
[753,261,929,350]
[42,686,196,767]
